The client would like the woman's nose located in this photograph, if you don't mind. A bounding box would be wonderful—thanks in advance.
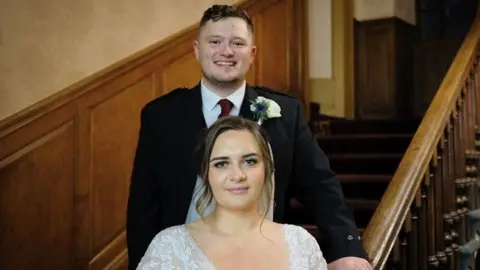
[230,165,246,182]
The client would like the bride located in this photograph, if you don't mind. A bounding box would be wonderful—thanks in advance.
[136,116,327,269]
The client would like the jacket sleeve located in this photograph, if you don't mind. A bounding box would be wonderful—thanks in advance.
[290,101,367,262]
[126,106,162,270]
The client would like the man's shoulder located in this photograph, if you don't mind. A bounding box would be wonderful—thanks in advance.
[143,87,191,113]
[251,85,300,105]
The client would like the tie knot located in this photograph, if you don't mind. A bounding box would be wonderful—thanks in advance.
[218,99,233,118]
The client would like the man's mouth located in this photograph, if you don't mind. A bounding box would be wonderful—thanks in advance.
[215,61,237,67]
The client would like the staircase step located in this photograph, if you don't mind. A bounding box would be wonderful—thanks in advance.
[312,118,420,135]
[289,198,379,228]
[317,134,413,154]
[328,153,403,174]
[339,174,391,200]
[339,174,392,183]
[301,224,366,240]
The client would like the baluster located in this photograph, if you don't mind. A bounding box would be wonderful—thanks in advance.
[428,155,440,269]
[401,220,410,270]
[409,190,421,270]
[463,153,478,241]
[455,178,468,245]
[464,80,473,153]
[442,122,455,269]
[475,55,480,127]
[451,103,462,269]
[388,237,402,269]
[436,137,447,265]
[419,182,429,270]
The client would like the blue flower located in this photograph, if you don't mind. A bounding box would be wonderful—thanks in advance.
[251,102,267,113]
[249,97,282,125]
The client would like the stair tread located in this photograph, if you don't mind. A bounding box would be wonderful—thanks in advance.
[290,198,379,210]
[301,224,366,240]
[317,134,413,139]
[339,174,392,183]
[328,153,403,159]
[302,224,366,232]
[300,115,415,239]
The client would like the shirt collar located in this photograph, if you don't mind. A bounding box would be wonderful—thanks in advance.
[200,79,246,111]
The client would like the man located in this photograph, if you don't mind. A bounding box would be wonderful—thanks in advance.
[126,4,372,270]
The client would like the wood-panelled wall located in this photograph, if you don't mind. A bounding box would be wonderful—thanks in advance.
[354,17,415,119]
[0,0,307,269]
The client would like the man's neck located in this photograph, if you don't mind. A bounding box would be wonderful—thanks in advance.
[202,78,246,98]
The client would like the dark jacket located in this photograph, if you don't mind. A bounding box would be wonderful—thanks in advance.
[126,83,366,269]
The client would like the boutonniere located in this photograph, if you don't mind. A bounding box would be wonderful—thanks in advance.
[250,96,282,125]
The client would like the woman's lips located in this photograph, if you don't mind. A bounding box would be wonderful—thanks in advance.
[227,187,249,194]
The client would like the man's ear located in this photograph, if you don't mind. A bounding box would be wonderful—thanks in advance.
[250,45,257,62]
[193,40,200,60]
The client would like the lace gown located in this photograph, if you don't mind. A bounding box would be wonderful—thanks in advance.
[136,224,328,270]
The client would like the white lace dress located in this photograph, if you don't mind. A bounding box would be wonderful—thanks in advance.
[136,224,327,270]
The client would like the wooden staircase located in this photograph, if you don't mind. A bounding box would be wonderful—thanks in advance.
[288,114,420,242]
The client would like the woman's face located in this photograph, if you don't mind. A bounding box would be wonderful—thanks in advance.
[208,129,265,212]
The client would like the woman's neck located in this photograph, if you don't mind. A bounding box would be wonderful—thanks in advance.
[206,207,262,236]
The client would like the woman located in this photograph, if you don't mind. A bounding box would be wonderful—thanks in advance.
[136,116,327,269]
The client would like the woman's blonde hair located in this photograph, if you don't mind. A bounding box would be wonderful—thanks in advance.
[194,115,274,218]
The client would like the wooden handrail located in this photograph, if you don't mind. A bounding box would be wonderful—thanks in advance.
[362,13,480,269]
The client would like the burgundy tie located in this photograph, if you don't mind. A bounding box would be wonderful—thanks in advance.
[218,99,233,118]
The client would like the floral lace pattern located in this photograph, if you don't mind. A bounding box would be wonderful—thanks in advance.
[136,224,327,270]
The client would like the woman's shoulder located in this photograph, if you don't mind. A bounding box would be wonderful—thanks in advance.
[282,224,315,238]
[151,225,189,244]
[281,224,320,247]
[281,224,328,269]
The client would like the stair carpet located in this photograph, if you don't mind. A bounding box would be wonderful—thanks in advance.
[287,118,420,242]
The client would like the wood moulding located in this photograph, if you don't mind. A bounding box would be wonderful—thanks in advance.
[0,0,308,269]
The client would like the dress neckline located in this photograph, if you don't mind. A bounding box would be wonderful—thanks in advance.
[183,224,292,270]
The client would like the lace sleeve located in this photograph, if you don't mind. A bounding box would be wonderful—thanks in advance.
[303,230,328,269]
[290,225,328,269]
[136,227,183,270]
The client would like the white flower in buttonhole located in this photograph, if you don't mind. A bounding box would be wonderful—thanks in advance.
[249,96,282,125]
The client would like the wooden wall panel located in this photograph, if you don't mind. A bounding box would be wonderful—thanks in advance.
[91,75,155,253]
[0,0,308,269]
[354,18,415,119]
[162,53,202,92]
[0,122,75,269]
[255,0,289,91]
[356,24,395,117]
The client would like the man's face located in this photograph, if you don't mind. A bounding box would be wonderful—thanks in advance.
[194,17,256,89]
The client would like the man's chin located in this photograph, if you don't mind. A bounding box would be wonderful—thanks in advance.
[211,77,242,86]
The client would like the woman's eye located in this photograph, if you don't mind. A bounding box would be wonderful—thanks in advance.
[245,158,258,165]
[214,161,227,168]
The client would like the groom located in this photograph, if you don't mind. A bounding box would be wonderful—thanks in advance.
[126,4,371,270]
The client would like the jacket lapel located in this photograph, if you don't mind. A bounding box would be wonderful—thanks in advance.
[239,85,258,121]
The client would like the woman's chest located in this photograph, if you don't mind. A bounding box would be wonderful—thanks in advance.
[206,241,290,270]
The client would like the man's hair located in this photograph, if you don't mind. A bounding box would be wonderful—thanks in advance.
[200,5,254,34]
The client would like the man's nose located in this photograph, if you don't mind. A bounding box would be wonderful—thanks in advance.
[220,43,234,56]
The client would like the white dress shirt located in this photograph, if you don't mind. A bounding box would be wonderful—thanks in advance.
[185,80,246,224]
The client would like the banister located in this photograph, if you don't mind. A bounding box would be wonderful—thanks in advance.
[362,14,480,269]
